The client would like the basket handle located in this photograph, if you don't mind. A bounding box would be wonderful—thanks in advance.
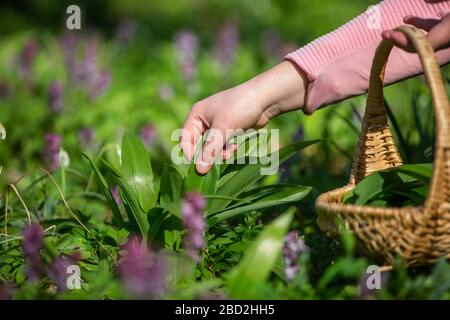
[349,26,450,207]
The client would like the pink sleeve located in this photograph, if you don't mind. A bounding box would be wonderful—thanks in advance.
[285,0,450,114]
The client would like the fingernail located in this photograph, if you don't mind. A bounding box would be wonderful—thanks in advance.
[198,161,209,168]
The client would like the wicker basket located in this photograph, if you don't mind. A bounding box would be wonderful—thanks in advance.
[315,25,450,268]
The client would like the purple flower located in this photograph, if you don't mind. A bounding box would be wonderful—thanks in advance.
[91,69,111,98]
[58,32,79,83]
[358,270,389,299]
[174,30,199,81]
[116,19,137,44]
[47,81,64,112]
[0,81,12,99]
[110,185,121,206]
[261,29,283,59]
[292,126,304,142]
[118,237,166,298]
[58,33,111,98]
[22,223,45,281]
[43,133,62,171]
[283,231,307,281]
[0,282,14,300]
[158,84,174,102]
[214,21,239,67]
[181,192,206,261]
[22,223,43,259]
[78,127,95,149]
[138,124,156,148]
[18,39,38,88]
[48,252,81,292]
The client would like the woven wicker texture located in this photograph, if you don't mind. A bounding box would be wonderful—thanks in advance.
[316,25,450,267]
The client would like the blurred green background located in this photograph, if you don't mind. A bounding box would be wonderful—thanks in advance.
[0,0,445,191]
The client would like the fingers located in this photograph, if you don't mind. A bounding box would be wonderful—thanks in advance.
[426,14,450,51]
[382,30,414,52]
[196,125,235,175]
[383,13,449,53]
[180,108,206,162]
[382,15,440,52]
[403,15,440,31]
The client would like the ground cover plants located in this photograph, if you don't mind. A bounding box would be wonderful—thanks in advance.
[0,0,449,300]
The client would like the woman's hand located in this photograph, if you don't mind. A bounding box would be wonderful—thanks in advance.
[382,0,450,52]
[180,61,307,175]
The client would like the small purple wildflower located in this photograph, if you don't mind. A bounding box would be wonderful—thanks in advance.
[18,39,38,88]
[261,29,283,59]
[0,282,14,300]
[118,236,166,298]
[59,33,111,98]
[116,19,137,44]
[48,252,81,292]
[283,231,307,281]
[138,124,156,148]
[0,81,12,99]
[43,133,62,171]
[110,185,121,206]
[174,30,199,81]
[91,69,111,98]
[292,126,304,142]
[22,223,43,259]
[181,192,206,261]
[21,223,45,281]
[358,270,389,299]
[78,127,95,150]
[47,81,64,112]
[214,21,239,68]
[59,32,79,83]
[158,84,174,102]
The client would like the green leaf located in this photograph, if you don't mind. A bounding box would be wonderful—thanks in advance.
[209,140,321,212]
[352,173,385,205]
[104,162,149,237]
[147,207,169,242]
[227,210,293,299]
[82,154,124,227]
[201,163,220,195]
[184,163,203,192]
[159,165,183,206]
[208,185,311,226]
[121,132,156,212]
[344,163,432,207]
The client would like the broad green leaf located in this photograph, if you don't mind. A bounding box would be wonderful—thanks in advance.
[121,132,156,212]
[344,163,432,207]
[201,164,220,195]
[147,207,169,242]
[208,185,311,226]
[227,210,293,299]
[82,154,124,227]
[352,173,385,205]
[159,165,183,206]
[397,163,432,181]
[209,140,321,212]
[103,161,149,237]
[318,257,367,289]
[184,163,203,192]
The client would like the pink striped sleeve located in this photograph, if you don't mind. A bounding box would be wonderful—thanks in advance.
[285,0,450,114]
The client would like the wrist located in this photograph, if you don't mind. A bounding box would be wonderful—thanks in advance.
[247,61,308,118]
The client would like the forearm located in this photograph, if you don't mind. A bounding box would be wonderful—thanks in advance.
[285,0,450,114]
